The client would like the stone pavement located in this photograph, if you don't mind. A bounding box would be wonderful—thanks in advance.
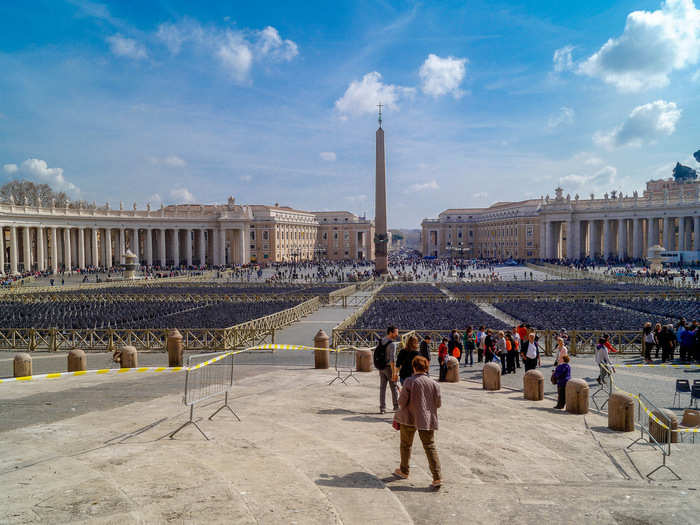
[1,361,699,524]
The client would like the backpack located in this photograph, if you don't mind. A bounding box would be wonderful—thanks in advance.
[374,339,390,369]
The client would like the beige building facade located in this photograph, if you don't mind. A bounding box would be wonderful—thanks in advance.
[0,196,375,274]
[313,211,375,261]
[422,200,541,259]
[422,177,700,262]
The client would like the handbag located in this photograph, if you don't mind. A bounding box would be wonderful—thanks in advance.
[550,371,557,385]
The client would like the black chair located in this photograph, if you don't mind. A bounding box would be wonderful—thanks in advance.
[674,379,691,408]
[692,384,700,409]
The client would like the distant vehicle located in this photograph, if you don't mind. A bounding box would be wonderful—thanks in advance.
[503,259,519,266]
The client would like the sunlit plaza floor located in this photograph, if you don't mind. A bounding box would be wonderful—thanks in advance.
[1,359,699,524]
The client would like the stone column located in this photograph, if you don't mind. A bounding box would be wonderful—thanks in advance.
[647,218,656,249]
[618,218,627,259]
[588,221,597,258]
[602,219,611,259]
[36,226,45,271]
[185,228,193,267]
[172,229,180,267]
[22,226,32,271]
[239,227,247,265]
[91,228,99,268]
[63,227,72,272]
[50,227,58,274]
[159,228,166,266]
[198,228,206,266]
[678,217,685,251]
[219,229,226,265]
[9,226,19,275]
[684,218,692,251]
[0,226,5,275]
[104,228,113,268]
[694,217,700,251]
[119,228,125,264]
[632,218,642,258]
[78,228,86,269]
[663,217,673,250]
[145,228,153,266]
[131,228,139,260]
[539,221,546,258]
[212,228,220,265]
[545,221,553,259]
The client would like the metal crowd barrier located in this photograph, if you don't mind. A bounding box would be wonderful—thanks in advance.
[627,392,680,480]
[169,351,239,440]
[330,347,358,385]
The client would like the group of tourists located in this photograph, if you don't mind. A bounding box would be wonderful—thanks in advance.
[642,319,700,363]
[372,323,574,489]
[433,324,545,379]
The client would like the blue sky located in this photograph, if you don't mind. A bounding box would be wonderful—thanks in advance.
[1,0,699,228]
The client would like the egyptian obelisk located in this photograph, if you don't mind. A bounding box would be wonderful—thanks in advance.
[374,104,388,274]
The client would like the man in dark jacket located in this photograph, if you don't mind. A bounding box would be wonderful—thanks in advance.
[419,335,431,362]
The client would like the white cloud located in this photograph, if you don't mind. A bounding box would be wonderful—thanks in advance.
[169,187,196,203]
[149,193,162,206]
[473,191,488,199]
[577,0,700,91]
[547,106,575,129]
[106,34,147,60]
[345,194,368,203]
[155,21,297,83]
[407,180,439,192]
[217,32,253,82]
[559,165,619,194]
[319,152,336,162]
[419,54,467,98]
[593,100,681,148]
[335,72,415,117]
[11,158,81,194]
[257,26,298,61]
[150,155,186,167]
[553,45,574,72]
[240,175,252,182]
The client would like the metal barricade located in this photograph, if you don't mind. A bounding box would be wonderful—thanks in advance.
[169,351,239,440]
[330,347,358,385]
[627,392,680,480]
[591,363,613,411]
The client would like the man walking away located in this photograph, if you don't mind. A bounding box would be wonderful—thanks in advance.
[375,325,399,414]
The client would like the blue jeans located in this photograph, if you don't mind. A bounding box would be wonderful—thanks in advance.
[465,348,473,365]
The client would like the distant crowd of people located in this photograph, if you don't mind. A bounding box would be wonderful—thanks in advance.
[642,319,700,363]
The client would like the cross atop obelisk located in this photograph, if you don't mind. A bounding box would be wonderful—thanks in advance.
[374,103,388,274]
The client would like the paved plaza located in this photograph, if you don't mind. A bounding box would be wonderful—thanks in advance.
[1,359,699,524]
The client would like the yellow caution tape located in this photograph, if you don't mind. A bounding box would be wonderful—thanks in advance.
[601,364,699,433]
[616,364,700,368]
[0,344,340,384]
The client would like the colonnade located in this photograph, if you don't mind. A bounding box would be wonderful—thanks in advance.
[0,224,248,275]
[541,215,700,260]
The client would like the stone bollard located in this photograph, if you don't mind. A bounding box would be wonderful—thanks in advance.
[523,369,544,401]
[649,408,678,444]
[13,353,32,378]
[482,362,501,390]
[314,330,329,369]
[121,346,138,368]
[445,356,460,382]
[608,392,635,432]
[565,378,589,414]
[355,348,372,372]
[167,329,184,367]
[67,349,87,372]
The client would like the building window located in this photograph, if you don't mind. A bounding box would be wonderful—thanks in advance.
[322,232,327,240]
[250,231,255,241]
[263,231,269,241]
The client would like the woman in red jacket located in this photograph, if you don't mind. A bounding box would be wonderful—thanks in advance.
[438,337,448,382]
